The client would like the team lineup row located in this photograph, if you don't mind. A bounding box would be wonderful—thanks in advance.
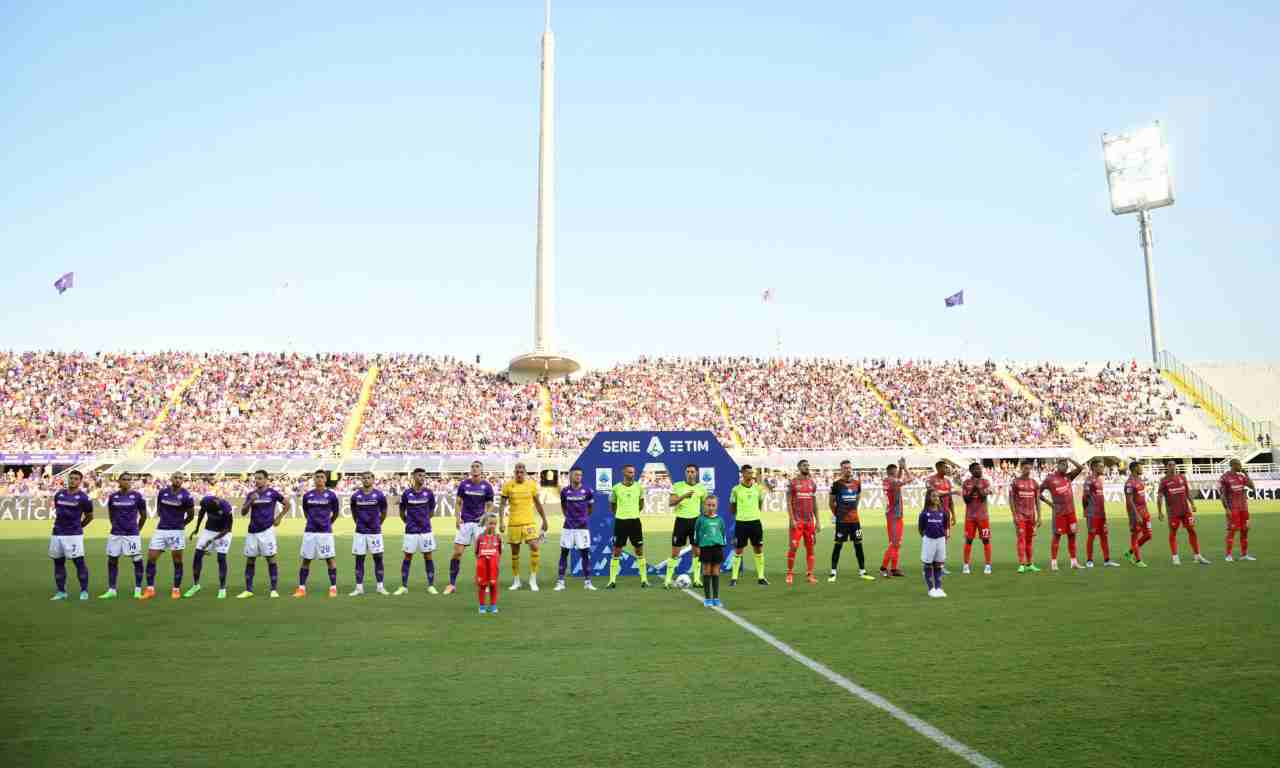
[42,456,1259,606]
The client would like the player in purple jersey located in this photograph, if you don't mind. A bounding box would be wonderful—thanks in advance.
[186,495,234,599]
[99,473,147,600]
[446,461,494,595]
[294,469,340,598]
[350,471,389,596]
[396,467,438,595]
[141,473,195,600]
[236,469,290,598]
[49,469,94,600]
[555,466,596,591]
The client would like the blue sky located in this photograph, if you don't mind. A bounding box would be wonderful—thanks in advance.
[2,1,1276,367]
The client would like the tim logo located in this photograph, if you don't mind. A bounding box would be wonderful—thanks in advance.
[646,436,665,458]
[595,468,613,491]
[700,467,715,490]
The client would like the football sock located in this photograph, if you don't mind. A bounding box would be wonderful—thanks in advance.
[374,553,385,584]
[664,557,677,584]
[786,548,797,574]
[449,557,460,586]
[401,558,411,587]
[1050,534,1061,560]
[703,577,712,600]
[880,546,891,570]
[146,561,157,587]
[530,548,541,575]
[478,583,487,606]
[173,562,183,588]
[1187,528,1200,555]
[53,557,67,592]
[932,563,943,589]
[133,559,144,587]
[216,554,228,588]
[1067,534,1077,560]
[268,562,279,590]
[731,554,742,581]
[963,540,973,565]
[354,555,365,585]
[753,551,764,577]
[298,565,310,586]
[511,552,521,579]
[244,561,255,592]
[923,564,934,590]
[853,540,866,570]
[1086,533,1096,562]
[711,574,720,599]
[108,557,119,589]
[806,550,815,575]
[636,556,646,579]
[1099,533,1110,561]
[579,548,591,579]
[73,557,88,590]
[327,567,337,587]
[490,579,499,605]
[608,557,620,584]
[983,540,992,564]
[1138,528,1152,547]
[1241,531,1249,556]
[830,541,843,571]
[421,557,431,585]
[1168,530,1178,555]
[191,550,203,583]
[559,549,570,578]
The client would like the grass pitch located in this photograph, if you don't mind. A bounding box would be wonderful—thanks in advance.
[1,502,1277,768]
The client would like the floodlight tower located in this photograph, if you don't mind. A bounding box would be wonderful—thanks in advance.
[509,0,581,381]
[1101,121,1175,367]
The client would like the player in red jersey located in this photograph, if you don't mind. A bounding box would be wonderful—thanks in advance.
[1038,457,1084,570]
[1009,461,1042,573]
[961,463,993,574]
[474,513,502,614]
[1157,460,1209,565]
[1123,461,1152,567]
[1082,459,1119,568]
[880,458,914,577]
[924,460,962,573]
[785,460,821,584]
[1220,459,1256,561]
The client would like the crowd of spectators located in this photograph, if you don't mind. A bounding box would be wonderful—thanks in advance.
[866,359,1064,447]
[711,358,903,448]
[547,358,731,449]
[357,356,539,451]
[0,352,195,451]
[1015,362,1194,446]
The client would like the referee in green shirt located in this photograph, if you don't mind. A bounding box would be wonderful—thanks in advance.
[665,463,707,589]
[730,465,768,586]
[608,464,647,588]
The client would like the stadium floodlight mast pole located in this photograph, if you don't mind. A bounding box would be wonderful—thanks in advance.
[1101,121,1174,367]
[509,0,581,382]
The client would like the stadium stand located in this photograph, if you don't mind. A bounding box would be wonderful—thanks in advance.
[1189,362,1280,442]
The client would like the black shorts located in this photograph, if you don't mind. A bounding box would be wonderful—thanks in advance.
[734,520,764,548]
[698,545,724,564]
[834,521,863,542]
[672,517,698,547]
[613,518,644,548]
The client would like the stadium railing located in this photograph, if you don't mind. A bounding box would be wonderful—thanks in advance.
[1159,350,1273,447]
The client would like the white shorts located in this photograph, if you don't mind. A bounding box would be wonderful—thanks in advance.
[560,528,591,550]
[402,533,437,554]
[48,535,85,559]
[453,522,482,546]
[149,529,186,552]
[300,532,336,560]
[107,535,143,559]
[921,536,947,564]
[195,529,233,554]
[243,529,278,558]
[352,533,385,555]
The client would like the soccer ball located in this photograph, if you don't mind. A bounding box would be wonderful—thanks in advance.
[674,574,692,589]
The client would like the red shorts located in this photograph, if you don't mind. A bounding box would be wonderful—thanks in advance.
[1227,510,1249,531]
[1086,515,1108,535]
[789,520,816,549]
[1168,514,1196,530]
[963,517,991,541]
[884,517,904,546]
[475,555,499,584]
[1053,513,1078,536]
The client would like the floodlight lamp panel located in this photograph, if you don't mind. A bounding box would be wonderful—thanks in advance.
[1101,121,1174,215]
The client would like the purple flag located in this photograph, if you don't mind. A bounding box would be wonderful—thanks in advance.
[944,290,964,308]
[54,272,74,294]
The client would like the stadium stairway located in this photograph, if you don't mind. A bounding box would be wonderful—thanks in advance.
[128,365,204,455]
[995,365,1093,454]
[1160,365,1253,446]
[704,370,744,448]
[857,369,924,448]
[537,382,554,448]
[340,363,380,457]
